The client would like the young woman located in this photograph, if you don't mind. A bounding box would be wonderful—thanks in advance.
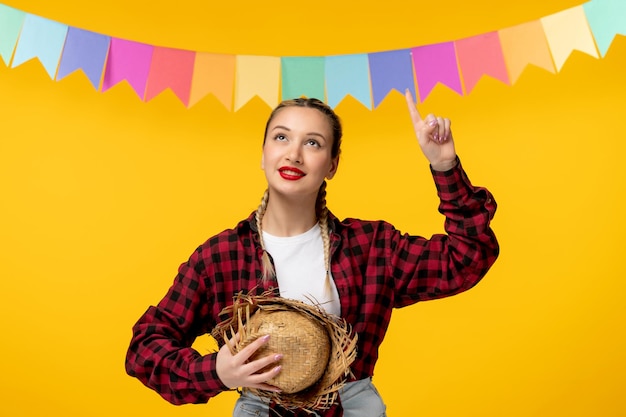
[125,91,499,416]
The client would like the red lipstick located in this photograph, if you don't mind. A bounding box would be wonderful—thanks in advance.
[278,166,305,180]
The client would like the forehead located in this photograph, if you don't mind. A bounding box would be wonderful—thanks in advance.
[268,106,332,134]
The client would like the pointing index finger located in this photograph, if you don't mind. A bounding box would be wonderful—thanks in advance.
[404,89,423,123]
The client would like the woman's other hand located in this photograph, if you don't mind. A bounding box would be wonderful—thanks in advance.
[216,332,283,392]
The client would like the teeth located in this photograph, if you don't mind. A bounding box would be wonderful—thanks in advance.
[281,169,303,176]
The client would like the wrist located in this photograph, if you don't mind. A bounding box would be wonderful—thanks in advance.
[430,158,458,172]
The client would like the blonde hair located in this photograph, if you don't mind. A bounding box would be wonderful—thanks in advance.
[256,97,342,286]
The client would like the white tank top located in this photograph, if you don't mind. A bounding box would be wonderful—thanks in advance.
[262,224,341,316]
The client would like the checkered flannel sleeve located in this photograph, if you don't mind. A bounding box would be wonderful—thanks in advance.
[125,247,229,404]
[391,159,499,306]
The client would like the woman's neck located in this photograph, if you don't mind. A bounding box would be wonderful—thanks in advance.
[262,196,317,237]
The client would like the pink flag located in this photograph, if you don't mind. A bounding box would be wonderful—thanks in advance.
[455,32,509,94]
[102,38,154,99]
[145,46,195,105]
[411,42,462,101]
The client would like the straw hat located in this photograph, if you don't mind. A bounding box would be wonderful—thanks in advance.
[212,291,357,412]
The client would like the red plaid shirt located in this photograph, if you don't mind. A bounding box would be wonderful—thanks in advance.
[125,159,499,415]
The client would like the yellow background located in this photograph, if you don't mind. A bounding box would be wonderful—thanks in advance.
[1,0,625,415]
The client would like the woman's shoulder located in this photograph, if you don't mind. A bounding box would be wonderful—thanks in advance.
[329,212,395,235]
[199,212,256,249]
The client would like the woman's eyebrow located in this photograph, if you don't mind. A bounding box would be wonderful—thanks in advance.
[270,125,326,140]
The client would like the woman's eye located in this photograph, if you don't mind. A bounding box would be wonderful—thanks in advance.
[275,134,287,141]
[306,139,320,147]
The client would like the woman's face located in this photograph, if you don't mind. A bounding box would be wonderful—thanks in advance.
[262,106,339,200]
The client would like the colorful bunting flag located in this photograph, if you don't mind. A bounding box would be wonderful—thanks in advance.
[368,49,415,108]
[234,55,280,111]
[325,54,371,109]
[0,4,25,65]
[0,1,623,110]
[102,38,154,99]
[583,0,626,57]
[455,32,509,94]
[499,20,555,83]
[56,27,110,89]
[411,42,463,101]
[11,14,68,79]
[189,52,236,110]
[145,46,195,105]
[281,57,325,101]
[541,6,599,71]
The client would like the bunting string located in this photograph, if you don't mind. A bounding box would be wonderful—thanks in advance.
[0,0,624,110]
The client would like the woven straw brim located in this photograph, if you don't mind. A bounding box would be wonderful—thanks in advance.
[212,291,357,412]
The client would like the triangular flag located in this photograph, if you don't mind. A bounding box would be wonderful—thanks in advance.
[189,52,236,110]
[281,57,325,101]
[11,14,68,79]
[0,4,25,65]
[541,6,599,71]
[234,55,280,111]
[368,49,415,108]
[411,42,462,102]
[455,32,509,94]
[583,0,626,57]
[499,20,555,83]
[56,27,110,89]
[325,54,371,109]
[144,46,195,105]
[101,38,154,99]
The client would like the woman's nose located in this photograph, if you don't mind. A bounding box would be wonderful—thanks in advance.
[286,144,302,164]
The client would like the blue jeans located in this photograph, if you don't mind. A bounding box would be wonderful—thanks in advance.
[232,377,387,416]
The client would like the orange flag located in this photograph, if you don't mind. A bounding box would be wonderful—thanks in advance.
[189,52,236,110]
[499,20,556,83]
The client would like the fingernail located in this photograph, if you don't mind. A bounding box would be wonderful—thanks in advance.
[274,365,282,373]
[261,335,270,342]
[274,354,283,361]
[428,119,437,127]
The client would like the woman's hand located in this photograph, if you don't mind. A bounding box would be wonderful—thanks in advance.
[405,89,458,171]
[216,332,283,392]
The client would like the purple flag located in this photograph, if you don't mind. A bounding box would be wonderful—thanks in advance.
[57,27,110,89]
[368,49,415,108]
